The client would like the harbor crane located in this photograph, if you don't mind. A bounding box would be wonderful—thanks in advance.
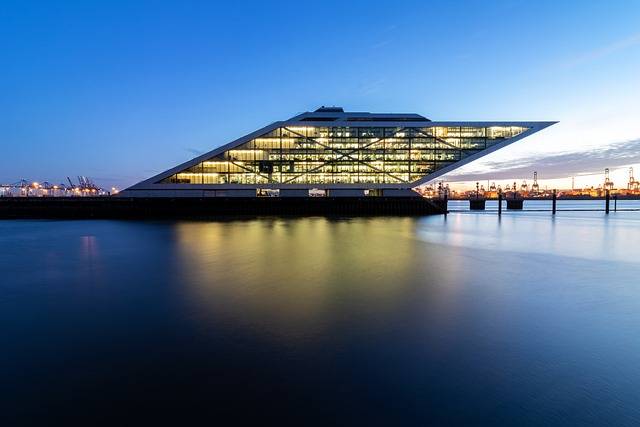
[531,171,540,194]
[604,168,614,191]
[629,167,639,191]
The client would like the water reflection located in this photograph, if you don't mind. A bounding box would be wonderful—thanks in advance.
[417,211,640,264]
[172,211,640,347]
[174,218,448,340]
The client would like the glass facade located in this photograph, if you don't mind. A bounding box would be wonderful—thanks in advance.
[160,125,528,185]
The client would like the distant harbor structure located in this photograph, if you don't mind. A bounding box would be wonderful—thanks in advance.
[0,176,114,197]
[440,168,640,200]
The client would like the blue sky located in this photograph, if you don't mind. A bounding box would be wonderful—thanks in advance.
[1,1,639,189]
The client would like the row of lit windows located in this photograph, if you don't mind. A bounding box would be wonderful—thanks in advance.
[251,135,513,145]
[168,164,443,183]
[267,126,527,139]
[180,164,437,173]
[225,149,481,161]
[238,140,492,152]
[191,156,462,172]
[166,156,465,184]
[170,173,433,185]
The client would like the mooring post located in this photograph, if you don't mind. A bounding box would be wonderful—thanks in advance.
[498,189,502,216]
[552,189,557,215]
[614,195,617,212]
[443,189,448,215]
[605,190,610,214]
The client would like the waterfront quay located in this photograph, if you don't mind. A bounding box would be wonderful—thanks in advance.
[3,194,638,219]
[0,196,447,219]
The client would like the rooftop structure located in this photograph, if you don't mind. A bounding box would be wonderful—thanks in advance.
[121,107,556,197]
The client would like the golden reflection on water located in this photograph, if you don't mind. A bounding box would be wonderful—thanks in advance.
[174,218,432,340]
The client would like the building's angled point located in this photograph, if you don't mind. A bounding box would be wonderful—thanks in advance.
[120,107,556,197]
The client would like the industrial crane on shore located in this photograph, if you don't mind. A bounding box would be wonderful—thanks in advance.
[604,168,614,191]
[531,171,540,195]
[629,167,639,191]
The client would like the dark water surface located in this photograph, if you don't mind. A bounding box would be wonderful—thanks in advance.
[2,209,640,425]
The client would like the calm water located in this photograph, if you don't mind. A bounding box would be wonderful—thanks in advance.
[2,206,640,425]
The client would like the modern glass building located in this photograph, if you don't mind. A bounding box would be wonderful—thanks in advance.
[121,107,555,197]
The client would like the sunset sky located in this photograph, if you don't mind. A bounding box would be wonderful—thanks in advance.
[1,1,639,190]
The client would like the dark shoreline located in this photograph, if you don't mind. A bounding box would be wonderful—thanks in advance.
[0,196,447,219]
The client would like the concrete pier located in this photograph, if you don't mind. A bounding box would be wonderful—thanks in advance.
[469,199,486,210]
[507,199,524,210]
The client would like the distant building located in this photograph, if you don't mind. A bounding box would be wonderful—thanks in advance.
[121,107,555,197]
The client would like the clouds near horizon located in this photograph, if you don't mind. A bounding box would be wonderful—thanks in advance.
[443,138,640,182]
